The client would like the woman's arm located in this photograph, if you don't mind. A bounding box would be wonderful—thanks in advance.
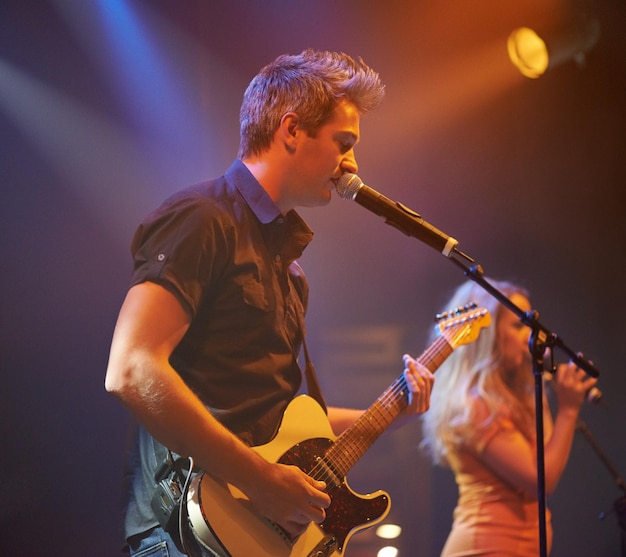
[481,362,597,498]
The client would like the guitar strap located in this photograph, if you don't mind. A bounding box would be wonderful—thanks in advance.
[288,261,328,414]
[301,333,327,414]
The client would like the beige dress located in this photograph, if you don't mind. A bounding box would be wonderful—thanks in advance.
[441,400,553,556]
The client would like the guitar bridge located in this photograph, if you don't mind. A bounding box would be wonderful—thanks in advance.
[268,520,337,556]
[307,534,337,557]
[268,520,293,544]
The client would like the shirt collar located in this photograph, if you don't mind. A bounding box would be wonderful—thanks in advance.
[225,159,314,256]
[226,159,282,225]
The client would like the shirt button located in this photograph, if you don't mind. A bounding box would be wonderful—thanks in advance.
[274,254,281,263]
[276,217,285,225]
[157,253,166,261]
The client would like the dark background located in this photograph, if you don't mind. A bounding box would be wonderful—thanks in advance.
[1,1,624,555]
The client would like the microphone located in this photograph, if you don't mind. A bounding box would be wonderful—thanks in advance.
[334,173,459,257]
[585,386,604,405]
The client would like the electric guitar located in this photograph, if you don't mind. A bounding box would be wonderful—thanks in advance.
[186,305,491,557]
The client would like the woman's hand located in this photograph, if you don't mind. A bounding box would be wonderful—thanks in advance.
[553,361,598,411]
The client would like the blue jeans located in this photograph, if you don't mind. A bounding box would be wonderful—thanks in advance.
[129,526,192,557]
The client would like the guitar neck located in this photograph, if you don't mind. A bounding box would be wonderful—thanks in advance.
[325,334,453,477]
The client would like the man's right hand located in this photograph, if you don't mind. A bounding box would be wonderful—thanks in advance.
[242,461,330,537]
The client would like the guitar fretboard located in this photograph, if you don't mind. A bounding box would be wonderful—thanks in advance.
[325,334,454,477]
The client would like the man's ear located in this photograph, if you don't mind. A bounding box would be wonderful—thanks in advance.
[279,112,300,153]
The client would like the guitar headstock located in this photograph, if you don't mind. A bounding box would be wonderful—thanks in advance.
[435,303,491,348]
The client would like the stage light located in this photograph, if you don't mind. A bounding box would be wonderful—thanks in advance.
[377,546,399,557]
[376,523,402,539]
[508,15,600,78]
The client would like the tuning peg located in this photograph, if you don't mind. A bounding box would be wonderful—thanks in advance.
[436,302,477,321]
[434,311,448,322]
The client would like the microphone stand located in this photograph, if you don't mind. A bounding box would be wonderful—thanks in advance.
[576,420,626,556]
[332,177,599,555]
[445,250,600,557]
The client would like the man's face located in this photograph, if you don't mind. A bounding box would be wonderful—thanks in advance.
[287,100,361,209]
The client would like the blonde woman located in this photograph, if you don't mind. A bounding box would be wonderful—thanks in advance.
[421,279,597,556]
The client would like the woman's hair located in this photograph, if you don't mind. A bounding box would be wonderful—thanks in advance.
[238,49,385,159]
[420,279,532,467]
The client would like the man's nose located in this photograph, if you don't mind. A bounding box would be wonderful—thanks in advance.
[341,151,358,175]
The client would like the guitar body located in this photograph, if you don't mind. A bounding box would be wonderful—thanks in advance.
[187,395,390,557]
